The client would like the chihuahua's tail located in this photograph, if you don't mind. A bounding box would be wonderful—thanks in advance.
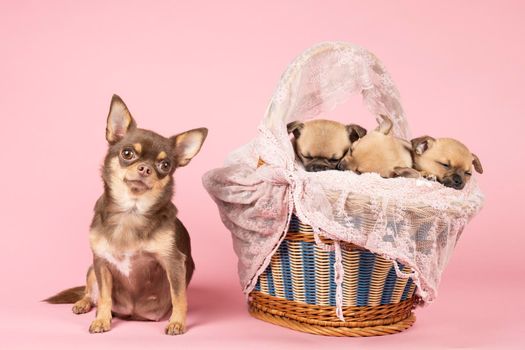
[44,286,85,304]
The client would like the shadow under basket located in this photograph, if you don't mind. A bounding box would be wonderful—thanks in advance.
[248,215,419,337]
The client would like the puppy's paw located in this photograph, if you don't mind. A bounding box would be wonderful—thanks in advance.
[420,171,437,181]
[72,299,92,314]
[89,318,111,333]
[165,321,186,335]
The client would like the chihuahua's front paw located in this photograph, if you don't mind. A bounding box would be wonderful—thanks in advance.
[165,321,186,335]
[72,299,92,314]
[89,318,111,333]
[420,171,437,181]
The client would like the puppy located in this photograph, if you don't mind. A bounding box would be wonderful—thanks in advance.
[45,95,207,335]
[411,136,483,189]
[338,115,418,178]
[287,119,366,172]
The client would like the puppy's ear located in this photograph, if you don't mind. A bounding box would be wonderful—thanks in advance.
[472,153,483,174]
[106,95,136,144]
[347,124,367,143]
[411,136,436,155]
[287,121,304,138]
[394,167,420,178]
[171,128,208,167]
[376,115,393,135]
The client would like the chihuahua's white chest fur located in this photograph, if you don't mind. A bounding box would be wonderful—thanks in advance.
[91,237,136,277]
[89,213,145,277]
[101,248,134,276]
[89,213,175,277]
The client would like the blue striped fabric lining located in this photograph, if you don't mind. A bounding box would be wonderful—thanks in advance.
[380,265,397,304]
[301,241,316,304]
[289,216,300,232]
[401,278,413,301]
[329,250,337,306]
[266,268,275,296]
[253,214,416,307]
[280,242,294,300]
[357,251,375,306]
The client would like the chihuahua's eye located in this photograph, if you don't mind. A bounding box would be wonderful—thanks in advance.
[302,154,313,160]
[158,160,171,173]
[465,171,472,176]
[121,147,135,160]
[438,162,450,169]
[329,158,340,163]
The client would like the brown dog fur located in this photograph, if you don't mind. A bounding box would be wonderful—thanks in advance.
[338,116,418,178]
[287,119,366,172]
[411,136,483,189]
[45,95,207,335]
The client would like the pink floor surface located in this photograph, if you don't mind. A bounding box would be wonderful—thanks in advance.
[3,274,523,350]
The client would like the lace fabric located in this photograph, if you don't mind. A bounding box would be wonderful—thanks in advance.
[202,42,484,320]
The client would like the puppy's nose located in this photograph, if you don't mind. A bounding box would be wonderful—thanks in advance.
[452,174,464,189]
[137,164,152,177]
[311,164,328,172]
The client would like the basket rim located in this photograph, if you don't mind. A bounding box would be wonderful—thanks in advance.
[249,291,417,336]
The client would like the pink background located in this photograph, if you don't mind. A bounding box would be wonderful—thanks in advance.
[1,1,524,349]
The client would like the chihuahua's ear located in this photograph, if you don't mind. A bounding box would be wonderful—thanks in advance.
[394,167,420,178]
[347,124,367,143]
[287,121,304,138]
[106,95,137,144]
[411,136,436,155]
[171,128,208,167]
[472,153,483,174]
[376,115,393,135]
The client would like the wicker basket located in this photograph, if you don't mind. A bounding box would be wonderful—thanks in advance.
[203,42,482,337]
[248,215,419,337]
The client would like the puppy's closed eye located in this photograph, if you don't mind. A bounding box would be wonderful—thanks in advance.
[437,161,450,169]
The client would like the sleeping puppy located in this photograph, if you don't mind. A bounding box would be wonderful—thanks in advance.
[411,136,483,189]
[287,119,366,172]
[337,115,418,178]
[45,95,207,335]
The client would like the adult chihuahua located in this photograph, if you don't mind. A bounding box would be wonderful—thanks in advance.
[46,95,207,335]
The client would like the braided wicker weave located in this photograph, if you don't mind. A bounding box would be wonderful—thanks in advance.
[248,215,418,336]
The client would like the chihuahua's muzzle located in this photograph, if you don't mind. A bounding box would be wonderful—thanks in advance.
[124,163,154,194]
[305,159,336,172]
[286,119,367,172]
[442,173,465,190]
[411,136,483,190]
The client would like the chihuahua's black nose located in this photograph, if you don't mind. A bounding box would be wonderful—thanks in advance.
[137,164,152,177]
[310,164,328,172]
[452,174,463,188]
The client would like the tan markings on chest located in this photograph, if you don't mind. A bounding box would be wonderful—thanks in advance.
[90,215,175,277]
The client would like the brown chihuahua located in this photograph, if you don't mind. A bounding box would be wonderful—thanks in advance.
[411,136,483,189]
[45,95,207,335]
[287,119,366,172]
[338,115,418,178]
